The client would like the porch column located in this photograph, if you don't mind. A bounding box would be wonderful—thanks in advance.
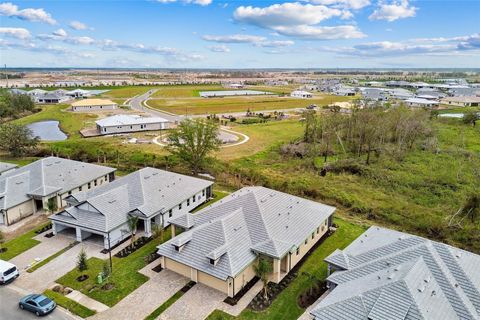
[75,227,83,242]
[52,221,57,235]
[273,259,281,283]
[144,219,152,237]
[171,224,176,237]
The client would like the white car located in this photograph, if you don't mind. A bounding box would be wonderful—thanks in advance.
[0,259,19,284]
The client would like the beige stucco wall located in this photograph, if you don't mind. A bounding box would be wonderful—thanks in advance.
[290,219,329,268]
[198,271,229,295]
[6,200,35,225]
[164,257,191,278]
[232,263,256,296]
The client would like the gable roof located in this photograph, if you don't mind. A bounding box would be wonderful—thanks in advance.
[50,167,212,233]
[311,226,480,320]
[157,186,335,280]
[0,157,115,211]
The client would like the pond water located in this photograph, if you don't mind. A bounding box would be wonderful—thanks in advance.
[27,121,67,141]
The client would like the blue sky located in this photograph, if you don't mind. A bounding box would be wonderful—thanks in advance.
[0,0,479,68]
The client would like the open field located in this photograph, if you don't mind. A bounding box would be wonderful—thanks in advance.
[147,95,351,115]
[207,218,367,320]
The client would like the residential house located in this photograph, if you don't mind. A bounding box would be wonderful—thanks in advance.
[36,93,70,104]
[441,96,480,107]
[95,114,171,135]
[71,99,117,112]
[361,88,388,101]
[157,186,335,298]
[309,226,480,320]
[0,157,115,226]
[291,90,313,98]
[404,98,439,108]
[449,87,480,97]
[50,168,213,249]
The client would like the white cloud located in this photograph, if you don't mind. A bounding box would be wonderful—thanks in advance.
[156,0,212,6]
[53,28,67,37]
[37,30,95,45]
[202,34,266,43]
[0,2,56,25]
[69,21,88,30]
[233,2,365,40]
[307,0,370,10]
[0,27,31,39]
[208,45,230,52]
[369,0,417,22]
[254,40,295,47]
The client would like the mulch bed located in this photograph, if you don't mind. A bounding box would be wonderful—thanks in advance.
[152,264,163,273]
[297,280,328,308]
[224,277,260,306]
[247,227,337,312]
[144,251,160,265]
[0,248,7,253]
[76,275,89,282]
[100,235,132,254]
[101,283,115,291]
[35,223,52,234]
[180,281,196,293]
[114,236,152,258]
[44,232,54,238]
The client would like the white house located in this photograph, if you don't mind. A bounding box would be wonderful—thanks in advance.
[50,168,213,249]
[95,114,171,135]
[291,90,313,98]
[441,96,480,107]
[71,99,117,112]
[405,98,439,108]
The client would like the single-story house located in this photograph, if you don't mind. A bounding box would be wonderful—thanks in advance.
[291,90,313,98]
[361,88,388,101]
[0,162,17,176]
[405,98,439,108]
[448,87,480,97]
[71,99,117,112]
[0,157,115,226]
[334,87,356,96]
[309,226,480,320]
[36,93,70,104]
[157,186,336,298]
[441,96,480,107]
[95,114,171,135]
[50,168,213,249]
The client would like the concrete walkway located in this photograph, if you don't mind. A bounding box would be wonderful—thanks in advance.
[218,280,263,317]
[158,283,226,320]
[90,268,187,320]
[65,290,109,313]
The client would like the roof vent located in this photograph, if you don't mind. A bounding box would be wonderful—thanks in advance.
[377,275,381,280]
[418,286,425,293]
[424,277,430,283]
[108,200,116,204]
[455,253,461,258]
[431,290,436,296]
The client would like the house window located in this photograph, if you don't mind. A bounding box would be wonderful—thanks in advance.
[317,227,320,234]
[87,182,91,189]
[79,186,82,191]
[202,189,205,196]
[192,196,196,203]
[94,179,97,186]
[169,209,173,218]
[312,232,315,240]
[179,203,182,210]
[187,199,190,206]
[68,191,72,195]
[296,248,300,255]
[305,239,308,245]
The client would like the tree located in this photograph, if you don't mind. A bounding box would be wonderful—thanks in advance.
[47,197,58,214]
[126,215,139,246]
[254,257,273,300]
[0,123,39,157]
[167,118,221,174]
[463,111,479,126]
[151,223,164,241]
[77,248,88,272]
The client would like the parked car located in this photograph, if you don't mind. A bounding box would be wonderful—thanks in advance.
[19,294,56,317]
[0,259,19,284]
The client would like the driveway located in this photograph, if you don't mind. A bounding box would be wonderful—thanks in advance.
[159,283,226,320]
[90,269,187,320]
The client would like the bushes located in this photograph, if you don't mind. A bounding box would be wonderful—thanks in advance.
[115,236,152,258]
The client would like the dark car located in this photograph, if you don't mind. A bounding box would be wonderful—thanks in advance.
[19,294,56,317]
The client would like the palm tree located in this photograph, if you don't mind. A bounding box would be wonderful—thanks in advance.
[126,215,139,246]
[254,257,273,300]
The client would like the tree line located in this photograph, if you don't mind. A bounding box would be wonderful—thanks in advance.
[0,90,35,119]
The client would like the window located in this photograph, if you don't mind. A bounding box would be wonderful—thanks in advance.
[94,179,97,186]
[296,248,300,255]
[179,203,182,210]
[187,199,190,206]
[169,209,173,218]
[305,239,308,245]
[79,186,82,192]
[317,227,320,234]
[202,189,205,196]
[68,191,72,195]
[209,258,216,265]
[88,182,91,189]
[192,196,196,203]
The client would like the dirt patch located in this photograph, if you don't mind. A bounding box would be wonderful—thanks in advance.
[3,215,49,241]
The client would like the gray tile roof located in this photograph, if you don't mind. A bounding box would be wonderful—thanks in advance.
[157,187,335,280]
[311,226,480,320]
[50,167,212,233]
[0,162,17,174]
[0,157,115,211]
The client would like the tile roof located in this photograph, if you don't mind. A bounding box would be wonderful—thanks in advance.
[157,186,335,280]
[311,226,480,320]
[71,99,117,107]
[0,162,17,174]
[0,157,115,211]
[50,167,212,233]
[96,114,169,127]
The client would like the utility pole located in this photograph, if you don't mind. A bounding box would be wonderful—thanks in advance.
[107,232,113,272]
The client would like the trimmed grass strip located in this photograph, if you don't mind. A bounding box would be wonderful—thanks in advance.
[0,223,50,261]
[144,291,184,320]
[43,289,96,318]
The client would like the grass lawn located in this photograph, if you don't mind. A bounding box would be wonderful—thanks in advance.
[192,190,230,213]
[56,231,171,307]
[43,289,96,318]
[144,291,184,320]
[0,223,50,260]
[147,95,351,116]
[99,86,158,99]
[27,242,78,273]
[206,218,367,320]
[152,84,225,98]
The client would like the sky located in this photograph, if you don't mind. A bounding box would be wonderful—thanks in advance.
[0,0,479,68]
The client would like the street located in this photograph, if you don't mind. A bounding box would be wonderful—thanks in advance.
[0,284,76,320]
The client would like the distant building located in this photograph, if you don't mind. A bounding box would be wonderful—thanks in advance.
[387,88,414,100]
[361,88,388,101]
[334,87,356,96]
[291,90,313,98]
[71,99,117,112]
[404,98,439,108]
[95,114,170,135]
[36,93,70,104]
[448,87,480,97]
[265,80,289,86]
[441,96,480,107]
[310,226,480,320]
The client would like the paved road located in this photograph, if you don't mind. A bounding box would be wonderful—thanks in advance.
[0,284,76,320]
[129,90,181,123]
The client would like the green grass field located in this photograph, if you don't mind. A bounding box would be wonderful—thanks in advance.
[206,218,366,320]
[44,289,96,318]
[0,223,50,260]
[147,94,351,115]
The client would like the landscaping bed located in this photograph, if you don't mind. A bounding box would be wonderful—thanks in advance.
[35,223,52,234]
[224,277,259,306]
[297,280,328,308]
[114,236,152,258]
